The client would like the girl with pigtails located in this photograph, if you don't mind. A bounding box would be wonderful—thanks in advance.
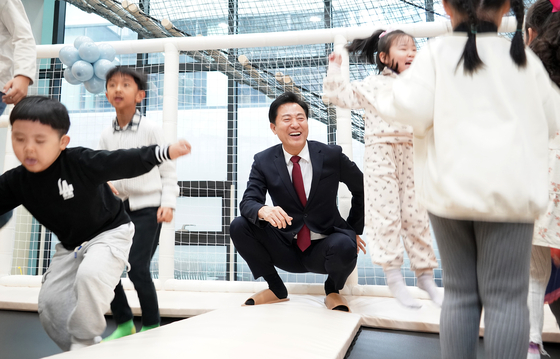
[359,0,560,357]
[323,29,442,309]
[523,1,560,358]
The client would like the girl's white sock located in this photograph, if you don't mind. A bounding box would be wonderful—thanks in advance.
[417,272,443,307]
[385,268,422,309]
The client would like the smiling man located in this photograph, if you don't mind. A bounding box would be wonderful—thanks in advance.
[230,92,365,312]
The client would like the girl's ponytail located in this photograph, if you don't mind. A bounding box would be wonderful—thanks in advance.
[346,29,384,66]
[510,0,527,67]
[346,29,412,73]
[458,0,484,74]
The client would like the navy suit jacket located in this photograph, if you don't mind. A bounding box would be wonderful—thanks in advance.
[239,140,364,246]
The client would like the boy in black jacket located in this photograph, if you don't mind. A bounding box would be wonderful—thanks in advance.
[0,96,190,351]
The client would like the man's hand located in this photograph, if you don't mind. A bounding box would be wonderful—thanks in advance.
[2,75,32,105]
[357,235,366,254]
[157,207,174,223]
[258,206,293,229]
[107,181,119,195]
[168,140,191,160]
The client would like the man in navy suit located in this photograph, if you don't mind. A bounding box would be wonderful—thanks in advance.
[230,92,365,311]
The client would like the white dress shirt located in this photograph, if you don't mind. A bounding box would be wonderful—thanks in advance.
[282,141,326,240]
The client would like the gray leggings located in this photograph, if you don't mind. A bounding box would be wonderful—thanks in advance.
[429,213,534,359]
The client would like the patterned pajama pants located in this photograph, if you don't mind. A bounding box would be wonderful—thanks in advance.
[528,245,551,349]
[365,142,438,275]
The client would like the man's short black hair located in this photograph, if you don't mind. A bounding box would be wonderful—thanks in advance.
[268,92,309,124]
[105,66,148,91]
[10,96,70,137]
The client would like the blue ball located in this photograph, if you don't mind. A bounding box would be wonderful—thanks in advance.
[71,60,94,82]
[78,42,100,63]
[64,67,82,85]
[84,76,105,94]
[59,46,80,67]
[98,43,116,62]
[74,36,93,50]
[93,59,115,80]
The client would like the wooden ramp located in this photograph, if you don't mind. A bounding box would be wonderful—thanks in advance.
[42,304,362,359]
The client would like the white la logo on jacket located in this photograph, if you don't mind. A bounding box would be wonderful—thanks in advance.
[58,178,74,200]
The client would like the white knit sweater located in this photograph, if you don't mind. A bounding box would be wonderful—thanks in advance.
[98,112,179,211]
[369,32,560,222]
[0,0,36,89]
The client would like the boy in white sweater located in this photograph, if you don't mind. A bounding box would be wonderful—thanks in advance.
[98,67,179,340]
[0,0,37,229]
[0,0,35,111]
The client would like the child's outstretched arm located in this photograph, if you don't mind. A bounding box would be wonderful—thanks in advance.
[76,140,191,185]
[323,52,375,110]
[0,171,21,220]
[168,140,191,159]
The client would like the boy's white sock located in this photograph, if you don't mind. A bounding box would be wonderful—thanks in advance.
[385,268,422,309]
[417,272,444,307]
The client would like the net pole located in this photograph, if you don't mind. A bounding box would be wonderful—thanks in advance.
[332,34,358,287]
[0,106,18,277]
[159,42,180,284]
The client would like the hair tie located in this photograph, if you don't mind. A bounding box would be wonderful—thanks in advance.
[551,0,560,13]
[470,24,477,34]
[379,27,396,38]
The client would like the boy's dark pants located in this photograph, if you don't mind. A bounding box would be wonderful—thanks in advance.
[0,211,13,228]
[110,201,162,327]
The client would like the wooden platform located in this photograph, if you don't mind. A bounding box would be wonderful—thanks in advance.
[0,276,558,358]
[43,305,361,359]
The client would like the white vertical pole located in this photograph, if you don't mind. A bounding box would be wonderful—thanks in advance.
[0,106,18,277]
[229,184,235,281]
[37,226,46,274]
[333,35,359,287]
[159,42,180,284]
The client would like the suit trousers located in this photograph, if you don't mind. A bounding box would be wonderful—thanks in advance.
[110,203,162,326]
[230,216,357,290]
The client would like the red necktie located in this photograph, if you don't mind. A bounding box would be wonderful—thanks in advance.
[290,156,311,251]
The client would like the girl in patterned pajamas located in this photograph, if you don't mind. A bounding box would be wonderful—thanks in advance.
[523,1,560,358]
[323,29,442,308]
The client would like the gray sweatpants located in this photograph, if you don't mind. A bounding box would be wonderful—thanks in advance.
[38,223,133,351]
[429,214,533,359]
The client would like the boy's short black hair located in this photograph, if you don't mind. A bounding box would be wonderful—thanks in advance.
[10,96,70,137]
[268,92,309,124]
[105,66,148,91]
